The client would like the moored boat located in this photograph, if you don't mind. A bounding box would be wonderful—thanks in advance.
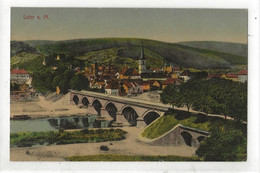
[11,115,31,120]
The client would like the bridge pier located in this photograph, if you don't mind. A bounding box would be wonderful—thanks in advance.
[77,101,82,107]
[116,113,131,126]
[86,105,98,115]
[136,118,146,128]
[100,108,113,119]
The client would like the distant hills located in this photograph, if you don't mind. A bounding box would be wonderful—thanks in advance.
[178,41,247,57]
[11,38,247,69]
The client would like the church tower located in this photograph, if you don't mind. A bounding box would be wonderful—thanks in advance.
[138,42,146,74]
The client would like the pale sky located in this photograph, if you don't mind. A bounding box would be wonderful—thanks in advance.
[11,8,248,43]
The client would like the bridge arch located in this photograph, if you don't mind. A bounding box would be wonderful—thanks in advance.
[92,99,102,116]
[119,105,139,115]
[143,111,160,125]
[73,95,79,105]
[181,131,193,147]
[122,106,138,126]
[105,102,118,120]
[82,97,90,106]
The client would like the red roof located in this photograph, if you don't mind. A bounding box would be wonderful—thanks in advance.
[225,74,238,78]
[11,69,28,74]
[150,68,161,71]
[173,67,181,71]
[237,70,247,75]
[162,78,179,85]
[120,67,128,74]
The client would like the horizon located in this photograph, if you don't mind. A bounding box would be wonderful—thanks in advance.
[11,37,248,45]
[11,8,247,44]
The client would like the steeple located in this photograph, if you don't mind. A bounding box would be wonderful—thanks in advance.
[139,41,146,74]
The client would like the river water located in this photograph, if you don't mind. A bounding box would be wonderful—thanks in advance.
[10,115,112,133]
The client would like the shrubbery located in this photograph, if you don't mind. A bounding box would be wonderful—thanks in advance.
[10,129,127,147]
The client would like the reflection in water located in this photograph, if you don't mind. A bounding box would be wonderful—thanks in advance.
[11,115,111,133]
[48,115,109,129]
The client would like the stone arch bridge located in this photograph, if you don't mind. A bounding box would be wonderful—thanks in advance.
[69,90,171,127]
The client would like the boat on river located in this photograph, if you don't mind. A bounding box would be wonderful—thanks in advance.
[11,115,31,120]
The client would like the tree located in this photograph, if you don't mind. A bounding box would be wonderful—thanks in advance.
[70,74,89,91]
[52,74,70,93]
[160,85,182,109]
[196,121,247,161]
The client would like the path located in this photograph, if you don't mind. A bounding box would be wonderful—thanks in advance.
[10,126,197,161]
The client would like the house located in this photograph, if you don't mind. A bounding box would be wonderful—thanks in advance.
[207,73,223,79]
[122,68,141,79]
[90,79,105,89]
[150,68,161,73]
[150,80,162,90]
[173,67,181,74]
[237,69,247,83]
[179,70,192,82]
[162,78,182,89]
[141,72,169,81]
[142,81,151,91]
[119,67,129,79]
[105,83,119,95]
[128,81,143,95]
[11,69,30,84]
[19,83,30,92]
[169,72,179,79]
[223,73,238,82]
[119,80,143,95]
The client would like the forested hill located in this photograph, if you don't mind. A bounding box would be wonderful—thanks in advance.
[178,41,247,57]
[11,41,39,56]
[11,38,247,69]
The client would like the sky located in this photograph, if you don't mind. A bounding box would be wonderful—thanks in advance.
[11,8,248,44]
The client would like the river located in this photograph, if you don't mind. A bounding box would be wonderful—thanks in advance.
[10,115,112,133]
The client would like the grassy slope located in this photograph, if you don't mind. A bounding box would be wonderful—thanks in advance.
[11,52,42,68]
[20,38,247,69]
[141,114,210,139]
[178,41,248,57]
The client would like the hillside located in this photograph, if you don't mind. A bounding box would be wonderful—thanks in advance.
[178,41,247,57]
[11,41,38,56]
[10,38,247,69]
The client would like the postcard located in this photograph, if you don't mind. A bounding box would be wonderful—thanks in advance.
[1,1,259,172]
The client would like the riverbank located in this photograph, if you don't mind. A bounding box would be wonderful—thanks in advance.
[10,127,197,161]
[10,93,89,119]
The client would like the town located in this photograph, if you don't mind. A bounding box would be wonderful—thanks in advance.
[10,43,247,99]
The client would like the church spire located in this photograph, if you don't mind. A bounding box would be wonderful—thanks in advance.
[139,41,146,74]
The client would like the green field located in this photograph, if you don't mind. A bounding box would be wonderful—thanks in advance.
[66,154,200,161]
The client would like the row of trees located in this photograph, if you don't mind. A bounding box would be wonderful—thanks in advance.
[32,67,89,93]
[160,78,247,122]
[161,78,247,161]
